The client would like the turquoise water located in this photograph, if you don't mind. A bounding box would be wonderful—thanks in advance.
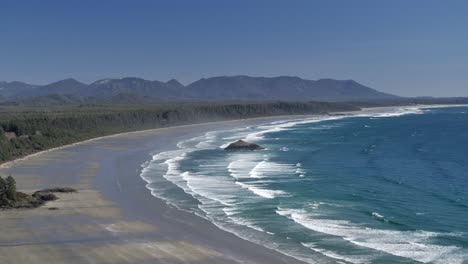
[141,106,468,264]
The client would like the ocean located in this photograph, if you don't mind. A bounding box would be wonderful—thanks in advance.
[140,106,468,264]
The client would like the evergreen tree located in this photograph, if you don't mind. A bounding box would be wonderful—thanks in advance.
[5,175,16,201]
[0,176,8,206]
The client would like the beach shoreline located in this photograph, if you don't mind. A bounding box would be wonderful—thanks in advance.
[0,104,465,264]
[0,114,319,264]
[2,103,464,170]
[0,114,322,170]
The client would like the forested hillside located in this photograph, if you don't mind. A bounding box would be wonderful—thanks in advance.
[0,101,358,163]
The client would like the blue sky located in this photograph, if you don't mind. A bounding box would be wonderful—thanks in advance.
[1,0,467,96]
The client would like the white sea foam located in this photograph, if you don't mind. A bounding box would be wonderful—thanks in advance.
[301,242,370,264]
[194,131,218,148]
[152,149,187,161]
[140,160,150,168]
[227,153,297,179]
[160,153,194,195]
[222,206,275,234]
[295,168,306,175]
[227,155,263,179]
[276,208,464,263]
[372,212,385,219]
[229,216,267,233]
[235,181,288,199]
[249,160,296,178]
[138,147,208,216]
[356,106,426,119]
[218,105,433,154]
[176,131,219,149]
[181,171,238,206]
[249,161,270,178]
[222,206,239,216]
[243,116,345,142]
[219,142,231,149]
[199,164,225,168]
[318,202,347,208]
[222,208,268,233]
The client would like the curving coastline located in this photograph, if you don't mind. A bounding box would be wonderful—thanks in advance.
[137,104,468,264]
[0,104,464,264]
[0,115,315,264]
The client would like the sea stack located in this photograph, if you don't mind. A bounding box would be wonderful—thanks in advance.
[224,140,264,151]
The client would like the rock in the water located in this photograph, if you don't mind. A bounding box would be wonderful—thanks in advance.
[224,140,264,151]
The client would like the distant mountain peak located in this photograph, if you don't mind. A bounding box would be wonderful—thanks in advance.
[166,79,184,88]
[186,76,398,101]
[121,77,146,82]
[0,81,39,98]
[50,78,86,86]
[93,79,113,85]
[167,78,180,83]
[0,75,399,102]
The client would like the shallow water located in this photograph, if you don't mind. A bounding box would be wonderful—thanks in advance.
[141,106,468,264]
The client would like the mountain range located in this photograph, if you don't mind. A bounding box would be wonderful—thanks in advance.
[0,76,398,102]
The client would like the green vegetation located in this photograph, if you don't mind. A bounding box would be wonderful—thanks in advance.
[0,174,77,209]
[0,102,358,163]
[0,175,17,207]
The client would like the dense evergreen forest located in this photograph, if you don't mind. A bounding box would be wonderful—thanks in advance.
[0,101,358,163]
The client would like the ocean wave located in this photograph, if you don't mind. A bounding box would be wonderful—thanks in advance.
[295,168,306,175]
[227,154,298,180]
[301,242,371,264]
[181,171,238,207]
[162,154,190,191]
[245,126,285,141]
[139,149,206,215]
[276,207,465,263]
[235,181,288,199]
[219,142,231,149]
[243,116,346,142]
[151,149,187,161]
[306,202,348,210]
[194,131,219,148]
[175,131,219,149]
[249,159,297,178]
[357,106,426,119]
[222,207,268,233]
[227,154,263,179]
[217,106,431,152]
[143,150,192,196]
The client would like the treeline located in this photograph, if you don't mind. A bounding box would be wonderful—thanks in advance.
[0,101,358,163]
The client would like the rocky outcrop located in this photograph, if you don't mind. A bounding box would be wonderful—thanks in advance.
[224,140,264,151]
[1,187,77,210]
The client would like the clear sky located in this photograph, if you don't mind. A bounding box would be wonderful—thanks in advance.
[1,0,467,97]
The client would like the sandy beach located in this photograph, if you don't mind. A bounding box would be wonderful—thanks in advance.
[0,116,312,264]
